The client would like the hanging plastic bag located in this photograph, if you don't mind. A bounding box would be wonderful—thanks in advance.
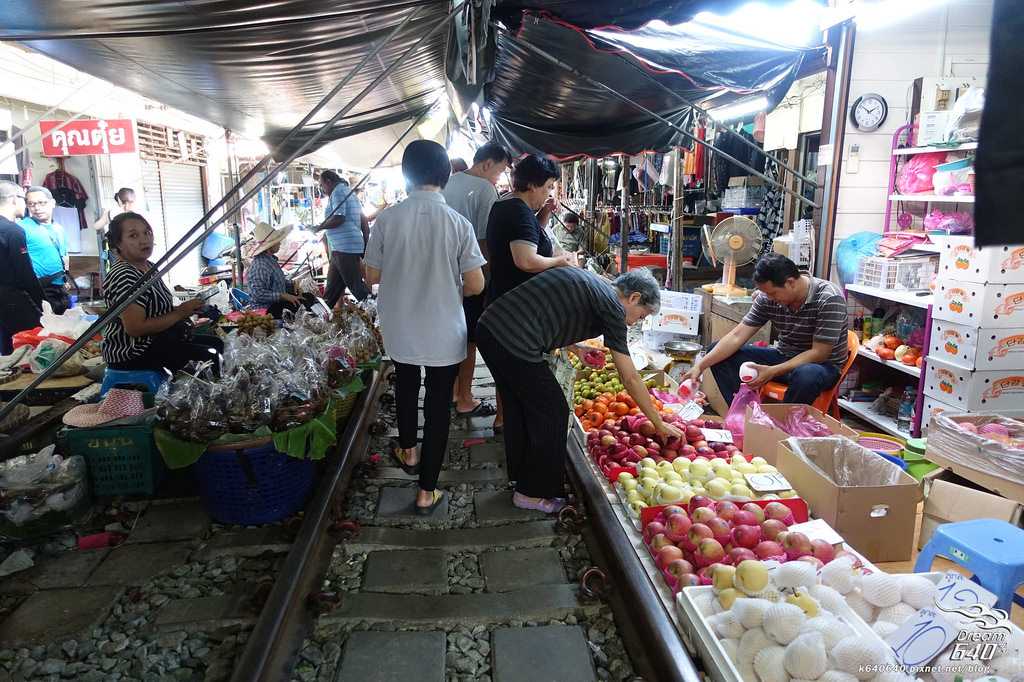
[724,385,760,448]
[896,152,946,195]
[944,87,984,142]
[39,301,92,340]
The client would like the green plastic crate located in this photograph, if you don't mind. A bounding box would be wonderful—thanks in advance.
[59,424,166,497]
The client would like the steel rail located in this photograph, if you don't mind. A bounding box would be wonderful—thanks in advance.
[0,2,463,423]
[565,437,704,682]
[230,368,384,682]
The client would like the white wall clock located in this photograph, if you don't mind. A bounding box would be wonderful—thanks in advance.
[850,93,888,132]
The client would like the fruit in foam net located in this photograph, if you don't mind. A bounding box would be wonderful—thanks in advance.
[718,587,742,610]
[786,590,821,617]
[734,559,770,594]
[712,564,737,592]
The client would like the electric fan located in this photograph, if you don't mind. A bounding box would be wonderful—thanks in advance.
[701,216,764,297]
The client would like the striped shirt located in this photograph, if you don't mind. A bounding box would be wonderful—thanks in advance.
[479,267,629,363]
[247,252,290,306]
[324,180,365,253]
[742,276,849,368]
[101,261,176,364]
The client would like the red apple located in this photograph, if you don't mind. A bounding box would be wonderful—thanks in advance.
[643,521,666,544]
[650,533,673,551]
[628,433,646,447]
[676,572,701,587]
[638,421,657,438]
[760,519,788,541]
[684,425,702,441]
[731,510,759,527]
[730,524,762,549]
[710,442,728,452]
[693,440,709,449]
[798,555,825,570]
[600,434,615,447]
[688,495,715,515]
[688,523,713,548]
[707,518,732,545]
[690,419,706,429]
[665,558,695,580]
[697,565,716,584]
[662,505,687,519]
[663,449,679,460]
[691,507,718,525]
[695,538,726,567]
[695,446,714,458]
[782,531,812,560]
[681,444,697,457]
[810,539,835,563]
[764,501,796,525]
[716,500,740,522]
[632,445,648,458]
[741,503,766,523]
[656,544,684,569]
[728,547,758,564]
[754,540,785,560]
[664,514,693,543]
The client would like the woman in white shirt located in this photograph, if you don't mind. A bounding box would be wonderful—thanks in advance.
[364,140,486,515]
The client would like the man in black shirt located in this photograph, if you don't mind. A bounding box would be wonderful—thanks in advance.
[477,267,682,513]
[0,181,44,355]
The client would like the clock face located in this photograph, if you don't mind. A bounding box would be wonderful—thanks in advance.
[852,93,888,132]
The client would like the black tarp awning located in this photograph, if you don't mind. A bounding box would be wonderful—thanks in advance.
[481,12,824,158]
[1,0,824,165]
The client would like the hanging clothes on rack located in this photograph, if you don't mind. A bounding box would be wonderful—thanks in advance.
[43,163,89,232]
[755,154,785,258]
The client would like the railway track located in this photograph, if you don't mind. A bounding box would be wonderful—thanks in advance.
[0,361,701,681]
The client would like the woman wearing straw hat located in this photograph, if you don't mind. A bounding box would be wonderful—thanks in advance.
[247,222,313,319]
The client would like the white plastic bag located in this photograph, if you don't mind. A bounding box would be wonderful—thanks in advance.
[39,301,92,340]
[944,87,984,142]
[28,338,83,377]
[207,281,231,313]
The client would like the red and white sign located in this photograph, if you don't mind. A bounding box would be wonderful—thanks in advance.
[39,119,136,157]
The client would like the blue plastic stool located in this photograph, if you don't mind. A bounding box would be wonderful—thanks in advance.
[914,518,1024,612]
[100,369,166,397]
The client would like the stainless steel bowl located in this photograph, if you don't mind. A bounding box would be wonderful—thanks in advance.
[663,340,702,355]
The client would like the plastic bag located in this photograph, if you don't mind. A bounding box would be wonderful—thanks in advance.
[923,209,973,235]
[724,385,760,448]
[944,87,984,142]
[28,338,83,377]
[835,232,883,286]
[40,301,92,340]
[748,403,833,438]
[783,436,905,487]
[896,152,946,195]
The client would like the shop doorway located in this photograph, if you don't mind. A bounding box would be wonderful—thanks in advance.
[142,160,207,287]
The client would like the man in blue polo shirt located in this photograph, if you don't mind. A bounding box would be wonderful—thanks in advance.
[19,186,70,313]
[315,170,369,306]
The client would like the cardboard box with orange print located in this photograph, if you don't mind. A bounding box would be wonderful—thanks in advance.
[936,235,1024,284]
[923,356,1024,412]
[928,319,1024,370]
[932,280,1024,328]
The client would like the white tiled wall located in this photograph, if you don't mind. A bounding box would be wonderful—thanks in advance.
[830,0,993,275]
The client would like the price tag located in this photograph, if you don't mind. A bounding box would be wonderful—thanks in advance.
[700,428,733,443]
[744,472,793,493]
[934,572,998,610]
[885,608,959,668]
[666,401,704,420]
[788,519,844,545]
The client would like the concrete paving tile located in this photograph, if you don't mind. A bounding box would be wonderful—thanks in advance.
[474,491,547,523]
[191,527,292,561]
[481,548,565,593]
[468,443,505,468]
[86,541,192,587]
[336,631,445,682]
[345,522,559,552]
[0,549,110,594]
[376,487,449,522]
[492,625,596,682]
[362,550,447,594]
[0,586,122,646]
[127,500,211,543]
[150,593,256,631]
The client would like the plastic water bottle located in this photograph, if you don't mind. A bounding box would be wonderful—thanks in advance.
[897,386,916,434]
[739,362,759,383]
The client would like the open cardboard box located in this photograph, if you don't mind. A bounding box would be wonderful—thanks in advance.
[742,404,857,465]
[777,437,921,563]
[918,468,1024,550]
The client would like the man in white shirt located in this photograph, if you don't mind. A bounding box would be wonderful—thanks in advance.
[441,142,511,421]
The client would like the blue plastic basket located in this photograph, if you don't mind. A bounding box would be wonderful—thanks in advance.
[196,438,315,525]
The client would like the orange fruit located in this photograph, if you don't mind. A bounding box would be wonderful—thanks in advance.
[603,417,617,427]
[616,391,631,404]
[581,399,594,411]
[593,403,608,415]
[574,405,585,418]
[612,402,630,416]
[595,395,611,405]
[628,407,641,416]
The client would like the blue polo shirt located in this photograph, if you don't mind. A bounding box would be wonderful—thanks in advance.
[18,218,66,283]
[324,181,365,254]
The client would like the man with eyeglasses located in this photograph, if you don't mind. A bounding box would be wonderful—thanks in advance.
[19,186,70,314]
[0,180,44,355]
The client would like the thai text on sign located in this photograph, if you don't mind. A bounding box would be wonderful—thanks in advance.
[40,119,136,157]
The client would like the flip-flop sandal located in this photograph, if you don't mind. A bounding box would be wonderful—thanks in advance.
[415,490,445,516]
[455,400,497,418]
[388,440,420,475]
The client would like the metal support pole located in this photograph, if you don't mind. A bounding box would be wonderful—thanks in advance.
[506,32,820,210]
[0,3,461,422]
[620,155,630,273]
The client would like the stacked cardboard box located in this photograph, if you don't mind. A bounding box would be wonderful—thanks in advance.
[923,236,1024,423]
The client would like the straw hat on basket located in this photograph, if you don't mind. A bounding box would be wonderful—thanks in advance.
[250,222,293,257]
[63,388,147,428]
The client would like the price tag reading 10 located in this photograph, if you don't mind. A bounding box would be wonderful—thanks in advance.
[885,608,958,668]
[934,571,998,610]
